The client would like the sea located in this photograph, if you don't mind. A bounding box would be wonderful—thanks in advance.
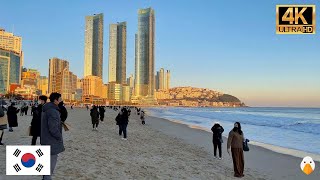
[146,107,320,155]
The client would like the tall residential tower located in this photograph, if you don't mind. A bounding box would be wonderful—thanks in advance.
[109,22,127,84]
[134,8,155,99]
[84,13,104,79]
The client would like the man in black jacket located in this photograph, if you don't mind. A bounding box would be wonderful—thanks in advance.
[30,95,47,145]
[41,93,65,180]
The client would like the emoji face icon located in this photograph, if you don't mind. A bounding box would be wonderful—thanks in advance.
[300,156,315,175]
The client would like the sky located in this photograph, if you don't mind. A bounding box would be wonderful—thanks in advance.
[0,0,319,107]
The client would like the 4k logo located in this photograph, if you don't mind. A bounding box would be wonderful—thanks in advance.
[276,5,316,34]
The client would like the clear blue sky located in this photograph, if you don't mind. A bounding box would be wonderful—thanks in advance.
[1,0,319,107]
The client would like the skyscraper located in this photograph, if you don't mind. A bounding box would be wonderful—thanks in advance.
[84,13,104,79]
[0,49,21,94]
[134,8,155,98]
[109,22,127,84]
[56,69,77,101]
[48,57,69,93]
[166,70,171,90]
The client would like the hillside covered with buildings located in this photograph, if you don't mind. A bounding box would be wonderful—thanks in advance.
[155,87,245,107]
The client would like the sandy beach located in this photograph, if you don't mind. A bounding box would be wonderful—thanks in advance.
[0,108,319,180]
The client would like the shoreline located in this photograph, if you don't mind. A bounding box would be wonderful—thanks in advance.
[155,116,320,162]
[145,114,320,180]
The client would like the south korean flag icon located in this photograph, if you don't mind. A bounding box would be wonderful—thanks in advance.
[6,146,51,175]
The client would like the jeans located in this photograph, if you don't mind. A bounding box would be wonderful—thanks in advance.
[213,142,222,158]
[43,154,58,180]
[119,124,127,138]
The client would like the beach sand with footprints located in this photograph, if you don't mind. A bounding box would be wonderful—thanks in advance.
[0,107,319,179]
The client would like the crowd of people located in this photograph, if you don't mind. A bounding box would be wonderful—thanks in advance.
[0,95,249,178]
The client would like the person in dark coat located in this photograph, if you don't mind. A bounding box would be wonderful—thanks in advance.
[31,105,36,115]
[25,105,29,115]
[118,107,129,140]
[31,95,47,145]
[140,110,145,125]
[90,105,99,130]
[20,104,25,116]
[7,103,20,132]
[0,106,5,145]
[41,93,64,180]
[58,101,68,123]
[211,122,224,159]
[99,106,105,122]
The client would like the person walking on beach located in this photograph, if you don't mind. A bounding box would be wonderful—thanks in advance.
[30,95,47,145]
[227,122,245,178]
[211,122,224,159]
[118,108,129,140]
[140,110,145,125]
[41,93,65,180]
[0,106,6,145]
[20,104,25,116]
[7,103,20,132]
[99,106,105,123]
[90,105,99,130]
[25,105,29,115]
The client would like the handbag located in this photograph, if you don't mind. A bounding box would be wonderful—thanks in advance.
[243,139,250,151]
[62,122,70,131]
[0,115,8,130]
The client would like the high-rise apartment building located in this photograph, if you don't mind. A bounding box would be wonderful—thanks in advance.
[56,69,77,101]
[48,57,69,93]
[166,70,171,90]
[127,74,134,88]
[38,76,48,95]
[0,49,22,94]
[0,28,22,55]
[84,13,104,79]
[134,8,155,98]
[109,22,127,84]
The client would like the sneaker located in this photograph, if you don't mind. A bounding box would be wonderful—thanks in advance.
[92,128,95,131]
[214,156,217,159]
[9,129,13,132]
[0,142,4,146]
[122,138,127,141]
[219,157,223,160]
[95,128,98,131]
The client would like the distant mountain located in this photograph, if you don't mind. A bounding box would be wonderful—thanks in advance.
[155,87,245,107]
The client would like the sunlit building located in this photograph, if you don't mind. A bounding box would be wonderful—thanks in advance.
[84,13,104,79]
[48,57,69,93]
[109,22,126,84]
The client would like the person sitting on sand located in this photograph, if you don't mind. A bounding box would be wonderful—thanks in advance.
[90,105,100,131]
[227,122,245,178]
[211,122,224,159]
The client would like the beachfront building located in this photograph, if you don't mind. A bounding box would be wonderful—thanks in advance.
[38,76,48,95]
[122,84,131,103]
[0,48,22,95]
[108,82,122,104]
[133,8,156,104]
[21,68,40,90]
[109,22,127,84]
[56,68,77,102]
[0,28,22,56]
[84,13,104,79]
[127,74,134,88]
[48,57,69,94]
[82,75,105,104]
[166,70,170,90]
